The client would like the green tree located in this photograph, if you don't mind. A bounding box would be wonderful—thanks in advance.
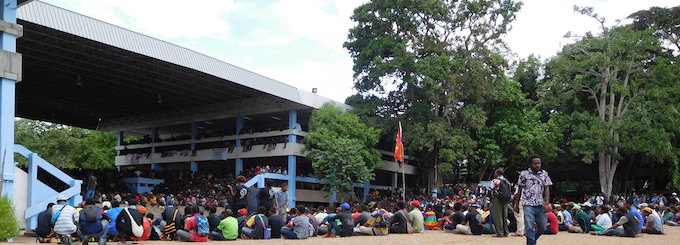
[542,6,674,199]
[304,103,382,194]
[629,6,680,51]
[344,0,522,188]
[0,196,20,241]
[15,119,117,169]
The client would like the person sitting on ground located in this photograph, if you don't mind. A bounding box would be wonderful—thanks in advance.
[160,201,181,240]
[423,204,438,230]
[115,199,144,243]
[443,203,465,231]
[320,207,338,237]
[389,201,411,234]
[236,208,248,238]
[591,205,612,232]
[281,205,311,239]
[663,207,678,226]
[52,195,79,244]
[408,201,424,233]
[624,199,644,231]
[543,205,558,235]
[78,198,109,245]
[555,204,566,231]
[36,203,55,243]
[358,202,390,236]
[138,213,153,241]
[241,206,269,239]
[591,207,639,237]
[354,205,372,228]
[327,203,355,237]
[455,203,483,235]
[105,201,124,241]
[314,206,328,227]
[211,209,238,241]
[573,204,592,233]
[641,207,664,234]
[206,206,221,235]
[268,207,284,238]
[176,205,209,242]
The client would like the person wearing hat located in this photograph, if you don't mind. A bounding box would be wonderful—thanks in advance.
[454,203,483,235]
[236,208,249,238]
[575,203,592,233]
[408,201,424,233]
[641,207,664,234]
[669,192,679,206]
[327,203,355,237]
[52,195,79,243]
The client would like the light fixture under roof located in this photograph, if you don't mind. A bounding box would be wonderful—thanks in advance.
[271,116,281,121]
[157,94,163,104]
[203,121,214,125]
[242,116,252,120]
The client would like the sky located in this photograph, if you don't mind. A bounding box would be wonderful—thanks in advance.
[42,0,679,103]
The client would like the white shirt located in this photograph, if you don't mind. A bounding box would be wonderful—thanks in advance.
[595,213,612,229]
[315,212,328,224]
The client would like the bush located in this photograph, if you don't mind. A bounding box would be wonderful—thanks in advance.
[0,195,20,241]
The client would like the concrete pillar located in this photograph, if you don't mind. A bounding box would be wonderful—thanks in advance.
[235,117,243,176]
[0,0,18,198]
[287,155,296,208]
[363,181,370,201]
[190,122,197,173]
[117,131,124,156]
[235,159,243,176]
[288,110,297,143]
[151,127,158,154]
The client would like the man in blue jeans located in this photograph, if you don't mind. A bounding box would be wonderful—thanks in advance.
[513,154,553,245]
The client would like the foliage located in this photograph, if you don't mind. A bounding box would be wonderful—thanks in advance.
[15,119,117,169]
[629,6,680,51]
[0,196,20,241]
[541,6,677,197]
[304,103,382,193]
[344,0,523,184]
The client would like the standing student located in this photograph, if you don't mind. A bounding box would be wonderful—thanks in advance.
[490,168,511,237]
[513,154,553,245]
[231,176,249,214]
[258,180,276,211]
[274,184,289,218]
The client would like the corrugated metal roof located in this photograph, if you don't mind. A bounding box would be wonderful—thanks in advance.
[17,0,342,108]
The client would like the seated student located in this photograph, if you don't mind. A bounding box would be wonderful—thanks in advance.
[455,204,483,235]
[79,198,110,245]
[543,205,558,234]
[138,213,153,241]
[591,205,612,232]
[555,205,566,231]
[408,201,424,233]
[321,207,338,237]
[236,209,249,238]
[105,201,124,241]
[423,204,438,230]
[36,203,55,243]
[267,207,284,239]
[358,203,390,236]
[663,207,678,226]
[116,199,145,243]
[591,207,639,237]
[388,202,409,234]
[304,208,320,237]
[573,205,592,233]
[330,202,356,237]
[241,206,269,239]
[177,205,209,242]
[507,206,518,233]
[443,203,465,231]
[211,209,238,241]
[480,204,494,234]
[281,206,311,239]
[641,207,664,234]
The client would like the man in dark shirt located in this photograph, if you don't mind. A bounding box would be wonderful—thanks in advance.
[457,204,483,235]
[354,205,371,227]
[36,203,55,242]
[388,201,410,234]
[230,176,249,214]
[328,203,354,237]
[206,206,221,232]
[591,206,639,237]
[268,207,284,238]
[257,180,275,211]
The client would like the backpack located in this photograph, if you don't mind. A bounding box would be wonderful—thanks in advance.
[497,179,512,203]
[163,209,179,235]
[194,215,210,236]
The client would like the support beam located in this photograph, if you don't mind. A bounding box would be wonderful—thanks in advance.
[190,122,197,173]
[235,158,243,176]
[363,181,370,201]
[151,163,164,171]
[235,117,243,147]
[329,192,337,205]
[288,110,297,143]
[190,162,198,172]
[392,172,398,190]
[116,131,124,156]
[0,0,18,198]
[287,155,296,209]
[151,127,158,154]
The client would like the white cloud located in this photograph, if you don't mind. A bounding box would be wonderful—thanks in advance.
[258,59,357,102]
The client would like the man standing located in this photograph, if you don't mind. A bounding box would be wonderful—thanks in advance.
[230,176,249,214]
[258,180,275,211]
[274,184,289,219]
[513,154,552,245]
[490,168,511,237]
[86,172,97,200]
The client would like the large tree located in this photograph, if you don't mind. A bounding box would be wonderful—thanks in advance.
[542,6,674,199]
[344,0,522,188]
[304,103,382,194]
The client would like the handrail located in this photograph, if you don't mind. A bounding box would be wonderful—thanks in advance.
[115,129,307,150]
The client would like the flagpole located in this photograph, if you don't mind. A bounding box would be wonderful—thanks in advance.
[402,157,406,203]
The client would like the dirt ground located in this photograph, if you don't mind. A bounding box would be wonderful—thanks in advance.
[8,226,679,245]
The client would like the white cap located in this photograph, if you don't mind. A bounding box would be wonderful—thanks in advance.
[56,195,68,201]
[673,192,677,196]
[102,201,112,209]
[582,202,592,207]
[639,203,649,208]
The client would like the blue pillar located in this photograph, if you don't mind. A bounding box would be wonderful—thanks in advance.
[0,0,18,198]
[288,110,297,143]
[330,192,337,204]
[392,172,398,190]
[235,117,243,176]
[363,181,370,201]
[116,131,124,156]
[151,163,164,171]
[151,127,158,154]
[190,122,197,172]
[287,155,296,208]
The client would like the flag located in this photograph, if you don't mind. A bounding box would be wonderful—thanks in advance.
[394,122,404,163]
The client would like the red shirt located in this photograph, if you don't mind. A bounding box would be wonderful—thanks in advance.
[352,212,360,221]
[184,214,209,242]
[139,217,152,241]
[546,212,559,234]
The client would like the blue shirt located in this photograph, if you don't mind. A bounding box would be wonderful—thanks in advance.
[630,207,644,230]
[106,207,124,235]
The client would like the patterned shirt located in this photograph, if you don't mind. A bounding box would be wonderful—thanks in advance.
[517,169,552,206]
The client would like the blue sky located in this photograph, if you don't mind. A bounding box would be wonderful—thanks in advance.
[42,0,678,102]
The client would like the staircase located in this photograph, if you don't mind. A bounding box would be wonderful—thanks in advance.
[15,144,82,230]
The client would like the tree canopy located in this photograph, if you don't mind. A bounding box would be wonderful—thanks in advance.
[304,103,382,194]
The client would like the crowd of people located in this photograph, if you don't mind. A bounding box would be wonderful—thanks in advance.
[35,155,680,244]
